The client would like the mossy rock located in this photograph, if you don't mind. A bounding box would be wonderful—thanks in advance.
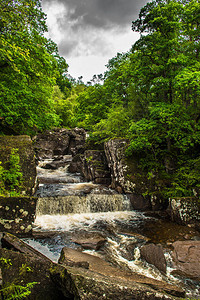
[0,135,37,195]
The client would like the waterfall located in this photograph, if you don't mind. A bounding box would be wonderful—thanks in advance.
[36,194,131,215]
[34,155,132,215]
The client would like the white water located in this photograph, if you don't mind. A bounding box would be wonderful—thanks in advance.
[34,211,140,231]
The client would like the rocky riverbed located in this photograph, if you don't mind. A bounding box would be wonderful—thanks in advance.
[0,129,200,299]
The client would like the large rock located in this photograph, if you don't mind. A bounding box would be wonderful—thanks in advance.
[104,139,170,211]
[168,197,200,230]
[81,150,111,185]
[104,139,153,210]
[0,197,37,236]
[0,233,75,300]
[0,135,37,195]
[1,232,48,258]
[104,139,130,192]
[140,243,167,274]
[72,235,106,251]
[0,234,185,299]
[56,247,184,299]
[51,264,183,300]
[171,240,200,280]
[34,128,86,159]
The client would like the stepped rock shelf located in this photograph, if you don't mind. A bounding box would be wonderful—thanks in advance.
[0,129,200,299]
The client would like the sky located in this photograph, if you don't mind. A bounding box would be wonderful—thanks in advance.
[42,0,149,82]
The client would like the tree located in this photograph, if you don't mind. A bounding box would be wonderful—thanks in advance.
[0,0,70,135]
[81,0,200,198]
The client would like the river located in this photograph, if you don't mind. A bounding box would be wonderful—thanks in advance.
[24,155,200,298]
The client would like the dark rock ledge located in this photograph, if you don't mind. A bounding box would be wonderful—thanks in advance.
[0,233,185,300]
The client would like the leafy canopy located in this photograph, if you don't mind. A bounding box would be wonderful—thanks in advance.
[0,0,70,135]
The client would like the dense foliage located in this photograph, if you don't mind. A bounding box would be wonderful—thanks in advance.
[0,0,70,135]
[69,0,200,198]
[0,148,23,196]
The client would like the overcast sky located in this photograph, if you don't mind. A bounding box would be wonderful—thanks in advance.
[42,0,149,82]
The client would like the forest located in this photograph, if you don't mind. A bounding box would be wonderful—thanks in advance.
[0,0,200,199]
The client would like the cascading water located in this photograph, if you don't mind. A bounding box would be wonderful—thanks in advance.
[24,155,200,298]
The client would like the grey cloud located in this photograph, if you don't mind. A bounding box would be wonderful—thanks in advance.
[58,39,79,57]
[43,0,149,29]
[58,29,112,57]
[42,0,149,57]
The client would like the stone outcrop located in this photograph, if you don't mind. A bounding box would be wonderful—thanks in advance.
[0,197,37,236]
[104,139,153,210]
[0,233,185,300]
[57,247,184,299]
[0,135,37,195]
[104,139,130,192]
[51,264,183,300]
[33,128,86,159]
[171,240,200,280]
[168,197,200,231]
[72,235,106,251]
[69,150,111,185]
[140,243,167,274]
[0,233,73,300]
[81,150,111,185]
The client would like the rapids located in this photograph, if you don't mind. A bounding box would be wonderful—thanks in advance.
[24,155,200,298]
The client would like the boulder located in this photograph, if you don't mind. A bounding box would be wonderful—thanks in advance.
[0,135,37,195]
[168,197,200,230]
[57,247,184,299]
[0,197,37,237]
[140,243,167,274]
[171,240,200,280]
[1,232,50,259]
[104,139,130,192]
[68,154,83,174]
[72,236,106,251]
[127,194,151,211]
[67,128,86,156]
[0,234,75,300]
[51,265,183,300]
[33,128,86,159]
[104,139,168,211]
[81,150,111,185]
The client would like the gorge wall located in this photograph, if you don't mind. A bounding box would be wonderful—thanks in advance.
[0,128,199,234]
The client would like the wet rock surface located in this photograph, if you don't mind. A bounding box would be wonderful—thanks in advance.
[171,240,200,280]
[81,150,111,185]
[72,236,106,251]
[58,247,184,298]
[52,264,183,300]
[168,197,200,231]
[0,233,71,300]
[140,243,167,274]
[0,233,185,300]
[34,128,86,159]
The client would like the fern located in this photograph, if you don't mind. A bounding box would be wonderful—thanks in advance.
[1,282,38,300]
